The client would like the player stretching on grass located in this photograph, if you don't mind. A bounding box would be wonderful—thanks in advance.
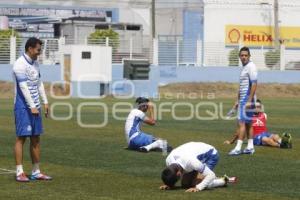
[224,99,292,148]
[160,142,237,192]
[125,97,171,152]
[229,47,257,156]
[13,37,52,182]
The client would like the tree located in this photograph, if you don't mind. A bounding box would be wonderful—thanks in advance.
[228,48,239,66]
[264,50,280,69]
[0,29,20,63]
[87,29,119,52]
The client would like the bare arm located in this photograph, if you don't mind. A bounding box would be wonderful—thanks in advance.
[224,128,240,144]
[143,102,156,125]
[246,82,257,108]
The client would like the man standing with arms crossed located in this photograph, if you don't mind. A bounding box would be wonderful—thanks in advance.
[229,46,258,156]
[13,37,52,182]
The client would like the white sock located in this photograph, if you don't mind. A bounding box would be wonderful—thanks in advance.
[278,138,282,144]
[32,163,40,175]
[144,139,164,151]
[16,165,24,176]
[207,178,226,189]
[234,140,243,151]
[247,139,254,149]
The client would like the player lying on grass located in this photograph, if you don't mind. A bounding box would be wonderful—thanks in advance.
[160,142,237,192]
[125,97,172,152]
[224,99,292,148]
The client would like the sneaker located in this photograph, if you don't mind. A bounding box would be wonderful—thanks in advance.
[242,148,255,154]
[16,173,30,182]
[139,146,149,153]
[228,149,242,156]
[30,172,52,181]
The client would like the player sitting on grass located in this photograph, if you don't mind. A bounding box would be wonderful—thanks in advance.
[160,142,237,192]
[125,97,171,152]
[224,99,292,148]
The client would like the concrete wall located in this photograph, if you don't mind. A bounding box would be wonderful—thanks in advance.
[0,64,61,82]
[1,64,300,98]
[158,66,300,84]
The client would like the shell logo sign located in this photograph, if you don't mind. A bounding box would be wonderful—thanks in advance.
[225,25,300,48]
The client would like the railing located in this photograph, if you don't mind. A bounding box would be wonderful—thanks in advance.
[1,36,300,70]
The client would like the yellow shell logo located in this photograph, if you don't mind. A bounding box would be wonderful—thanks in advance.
[228,28,241,43]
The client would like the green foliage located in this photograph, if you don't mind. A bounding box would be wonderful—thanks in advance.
[228,48,239,66]
[0,29,20,63]
[265,50,280,69]
[88,29,119,52]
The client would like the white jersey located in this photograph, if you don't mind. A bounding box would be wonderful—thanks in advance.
[166,142,218,173]
[13,54,42,109]
[239,61,258,104]
[125,109,146,143]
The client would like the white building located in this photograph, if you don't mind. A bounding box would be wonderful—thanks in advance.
[203,0,300,69]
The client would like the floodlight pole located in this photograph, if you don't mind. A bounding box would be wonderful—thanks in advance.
[274,0,280,49]
[152,0,156,39]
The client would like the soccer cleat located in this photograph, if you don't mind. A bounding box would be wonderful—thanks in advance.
[30,172,52,181]
[139,146,149,153]
[167,145,173,153]
[228,149,242,156]
[242,148,255,154]
[16,173,30,182]
[281,133,292,149]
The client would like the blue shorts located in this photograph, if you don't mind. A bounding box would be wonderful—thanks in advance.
[128,132,155,150]
[253,132,272,146]
[205,153,219,170]
[14,108,43,137]
[238,103,255,124]
[197,149,219,170]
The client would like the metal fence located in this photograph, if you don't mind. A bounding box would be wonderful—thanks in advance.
[1,36,300,70]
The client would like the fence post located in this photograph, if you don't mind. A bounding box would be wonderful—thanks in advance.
[129,37,133,60]
[106,37,109,46]
[196,39,202,66]
[176,38,179,66]
[10,36,16,64]
[152,38,158,65]
[280,44,285,71]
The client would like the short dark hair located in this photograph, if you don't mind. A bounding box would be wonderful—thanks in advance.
[135,97,149,105]
[256,99,261,104]
[239,46,250,56]
[25,37,42,52]
[161,165,179,187]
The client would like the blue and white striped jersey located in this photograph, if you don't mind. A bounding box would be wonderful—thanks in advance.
[13,54,42,109]
[239,61,258,104]
[125,109,146,143]
[166,142,217,173]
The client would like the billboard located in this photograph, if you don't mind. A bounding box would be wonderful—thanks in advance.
[225,25,300,48]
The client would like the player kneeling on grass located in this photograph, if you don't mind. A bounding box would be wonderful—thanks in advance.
[160,142,237,192]
[224,99,292,149]
[125,97,172,152]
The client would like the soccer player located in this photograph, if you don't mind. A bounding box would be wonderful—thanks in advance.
[229,47,257,156]
[13,37,52,182]
[160,142,236,192]
[125,97,171,152]
[224,100,292,148]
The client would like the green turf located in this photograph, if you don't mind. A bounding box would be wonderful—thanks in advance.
[0,97,299,200]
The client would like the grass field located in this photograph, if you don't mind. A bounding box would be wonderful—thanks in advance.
[0,97,299,200]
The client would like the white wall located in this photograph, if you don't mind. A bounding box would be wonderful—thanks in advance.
[203,0,300,69]
[155,8,183,36]
[119,8,150,35]
[71,45,112,82]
